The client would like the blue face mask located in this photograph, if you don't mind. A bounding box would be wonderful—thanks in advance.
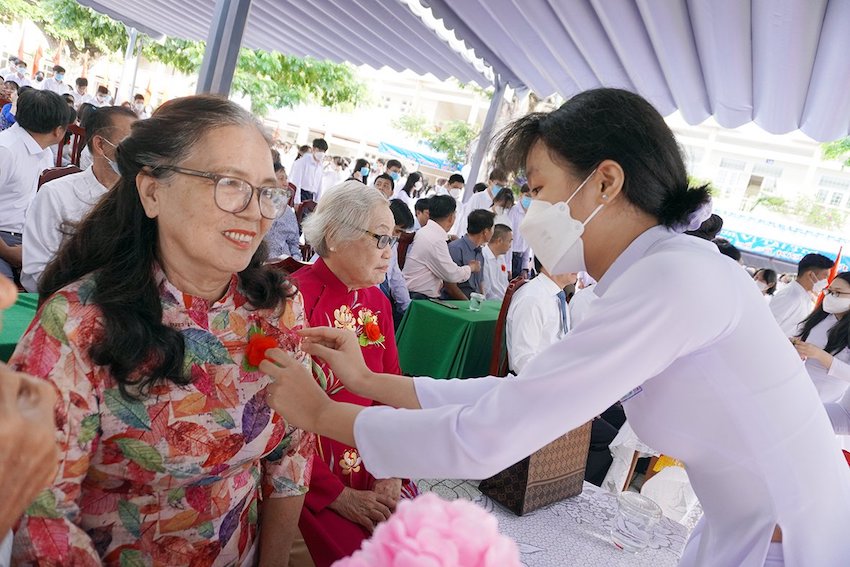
[55,74,64,81]
[492,184,503,193]
[360,167,370,177]
[521,196,532,209]
[390,171,400,181]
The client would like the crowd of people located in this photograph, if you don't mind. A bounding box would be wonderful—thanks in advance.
[2,62,850,567]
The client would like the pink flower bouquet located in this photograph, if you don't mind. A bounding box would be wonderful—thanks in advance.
[333,493,521,567]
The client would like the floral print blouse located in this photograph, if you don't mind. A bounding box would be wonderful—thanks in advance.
[9,269,315,566]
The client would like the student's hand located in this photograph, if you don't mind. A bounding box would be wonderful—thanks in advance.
[297,328,373,396]
[261,349,331,432]
[792,340,833,368]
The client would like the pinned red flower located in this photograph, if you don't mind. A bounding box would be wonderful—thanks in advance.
[245,332,278,368]
[501,264,506,272]
[364,321,382,342]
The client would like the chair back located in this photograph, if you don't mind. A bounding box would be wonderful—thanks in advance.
[489,275,528,377]
[55,123,86,167]
[266,256,309,274]
[0,98,10,108]
[295,199,317,228]
[38,165,83,189]
[396,230,416,270]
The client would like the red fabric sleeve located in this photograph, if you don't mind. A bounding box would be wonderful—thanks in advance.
[303,453,346,514]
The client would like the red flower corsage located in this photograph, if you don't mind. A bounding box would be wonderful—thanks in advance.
[500,264,506,272]
[245,332,278,369]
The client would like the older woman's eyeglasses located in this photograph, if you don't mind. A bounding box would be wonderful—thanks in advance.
[154,165,291,220]
[354,227,398,249]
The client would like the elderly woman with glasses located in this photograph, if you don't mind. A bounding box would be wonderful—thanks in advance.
[292,181,416,567]
[8,95,314,565]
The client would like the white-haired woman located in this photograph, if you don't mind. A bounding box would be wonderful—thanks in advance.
[292,181,416,567]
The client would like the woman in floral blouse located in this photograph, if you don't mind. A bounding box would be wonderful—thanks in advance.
[292,181,416,567]
[9,95,314,566]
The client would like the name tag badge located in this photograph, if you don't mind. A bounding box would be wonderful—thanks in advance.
[620,386,643,403]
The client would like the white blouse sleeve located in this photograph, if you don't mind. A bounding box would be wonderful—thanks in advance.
[354,254,735,480]
[827,355,850,382]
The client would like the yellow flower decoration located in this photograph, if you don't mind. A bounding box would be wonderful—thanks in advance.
[340,449,362,475]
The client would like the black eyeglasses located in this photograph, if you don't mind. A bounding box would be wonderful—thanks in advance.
[153,165,291,220]
[354,227,398,249]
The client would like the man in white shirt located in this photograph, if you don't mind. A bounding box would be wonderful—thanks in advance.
[4,56,19,79]
[403,195,480,299]
[21,106,137,292]
[482,223,513,300]
[769,253,833,336]
[42,66,68,95]
[452,168,508,237]
[289,138,328,203]
[509,184,532,276]
[132,93,150,119]
[8,60,31,88]
[71,77,95,109]
[0,89,75,279]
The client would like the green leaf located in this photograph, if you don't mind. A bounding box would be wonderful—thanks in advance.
[78,414,101,446]
[167,487,185,507]
[119,549,147,567]
[312,359,328,390]
[198,520,214,539]
[104,389,151,431]
[118,500,141,538]
[40,295,69,345]
[212,408,236,429]
[115,438,165,472]
[25,490,62,518]
[211,311,230,332]
[358,334,369,347]
[182,328,233,372]
[248,499,258,525]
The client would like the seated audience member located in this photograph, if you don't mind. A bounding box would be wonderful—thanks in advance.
[93,84,111,107]
[296,182,416,566]
[444,209,495,299]
[290,137,328,203]
[505,259,621,485]
[770,253,834,337]
[0,275,59,539]
[568,271,598,328]
[403,195,479,300]
[70,77,94,109]
[413,197,430,230]
[373,172,395,199]
[383,199,414,327]
[685,213,724,240]
[384,158,402,186]
[42,65,67,95]
[713,238,742,263]
[0,80,21,131]
[490,186,515,227]
[0,89,76,280]
[509,184,532,277]
[9,60,30,88]
[753,268,778,298]
[347,157,371,185]
[394,171,422,213]
[9,95,313,565]
[265,162,301,260]
[472,182,487,193]
[482,223,513,300]
[21,105,138,291]
[132,93,149,118]
[447,173,465,201]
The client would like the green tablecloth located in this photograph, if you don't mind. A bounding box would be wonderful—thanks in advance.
[396,299,501,379]
[0,293,38,362]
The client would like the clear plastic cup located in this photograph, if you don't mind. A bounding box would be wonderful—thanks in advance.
[468,292,485,311]
[610,491,662,553]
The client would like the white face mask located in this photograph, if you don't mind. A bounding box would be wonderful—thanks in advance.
[755,280,768,293]
[449,188,462,199]
[313,151,325,162]
[519,170,601,275]
[813,278,829,294]
[822,294,850,315]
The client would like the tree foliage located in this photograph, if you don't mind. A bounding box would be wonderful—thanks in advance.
[3,0,364,115]
[822,137,850,167]
[394,114,479,166]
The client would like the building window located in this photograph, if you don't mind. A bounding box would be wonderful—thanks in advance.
[816,189,828,203]
[830,192,844,207]
[819,175,850,190]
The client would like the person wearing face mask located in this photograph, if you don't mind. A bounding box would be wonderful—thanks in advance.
[791,273,850,403]
[289,137,328,204]
[769,253,834,337]
[508,184,533,277]
[11,60,31,88]
[261,88,850,567]
[21,106,137,292]
[393,171,422,214]
[490,186,515,227]
[446,173,465,201]
[132,93,149,118]
[451,169,509,237]
[70,77,94,109]
[42,65,67,95]
[385,159,403,188]
[347,157,371,185]
[753,268,778,299]
[93,85,112,107]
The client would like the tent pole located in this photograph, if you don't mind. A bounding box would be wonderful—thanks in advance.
[196,0,252,96]
[465,76,505,202]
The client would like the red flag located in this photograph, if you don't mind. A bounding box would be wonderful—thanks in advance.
[817,246,842,304]
[17,30,25,61]
[32,45,43,76]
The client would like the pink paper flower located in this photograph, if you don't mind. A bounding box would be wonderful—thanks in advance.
[333,493,521,567]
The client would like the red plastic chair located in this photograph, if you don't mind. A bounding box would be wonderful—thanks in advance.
[396,231,416,270]
[488,275,528,377]
[38,165,83,189]
[266,257,310,274]
[55,123,85,167]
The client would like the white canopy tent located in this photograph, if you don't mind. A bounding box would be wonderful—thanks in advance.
[77,0,850,182]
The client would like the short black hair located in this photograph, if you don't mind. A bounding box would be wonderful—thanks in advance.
[96,85,109,95]
[386,159,402,170]
[273,161,285,173]
[473,182,487,193]
[389,199,414,230]
[133,93,145,101]
[798,253,834,276]
[427,195,456,221]
[374,172,394,191]
[467,209,496,235]
[75,77,88,87]
[492,223,512,241]
[448,173,465,185]
[16,89,76,134]
[414,197,430,213]
[3,80,19,92]
[17,61,27,69]
[713,238,741,263]
[8,56,18,63]
[53,65,65,74]
[488,168,507,182]
[82,106,137,151]
[312,138,328,151]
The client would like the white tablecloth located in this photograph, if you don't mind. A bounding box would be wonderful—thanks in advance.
[417,479,688,567]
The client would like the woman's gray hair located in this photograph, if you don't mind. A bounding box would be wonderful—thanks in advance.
[302,181,389,257]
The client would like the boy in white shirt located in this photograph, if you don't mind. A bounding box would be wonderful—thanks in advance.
[482,223,513,300]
